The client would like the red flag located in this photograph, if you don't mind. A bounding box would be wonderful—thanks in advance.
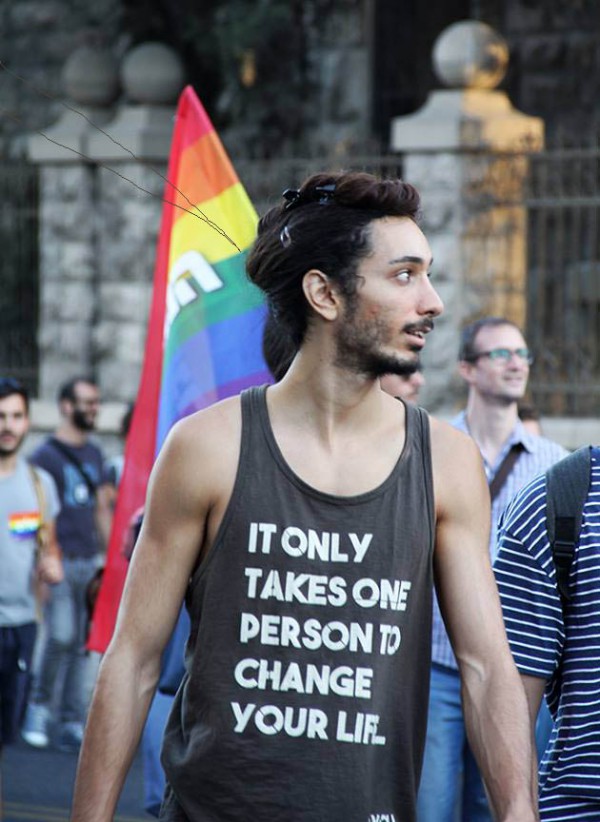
[88,86,266,651]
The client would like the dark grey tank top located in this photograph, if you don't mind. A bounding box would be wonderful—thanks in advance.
[160,385,435,822]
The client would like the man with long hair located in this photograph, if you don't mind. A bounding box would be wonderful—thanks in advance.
[72,172,536,822]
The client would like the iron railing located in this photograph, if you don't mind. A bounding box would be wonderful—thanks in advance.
[0,160,39,392]
[525,148,600,416]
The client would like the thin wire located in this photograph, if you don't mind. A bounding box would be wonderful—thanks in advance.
[0,60,241,252]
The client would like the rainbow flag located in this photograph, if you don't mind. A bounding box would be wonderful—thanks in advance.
[88,86,270,652]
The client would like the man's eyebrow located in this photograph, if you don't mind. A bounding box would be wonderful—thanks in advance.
[388,255,434,266]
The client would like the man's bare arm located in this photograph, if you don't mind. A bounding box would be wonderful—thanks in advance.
[71,401,240,821]
[431,420,538,822]
[94,483,113,552]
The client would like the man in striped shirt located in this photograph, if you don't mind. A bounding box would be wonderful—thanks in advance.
[418,316,568,822]
[494,447,600,820]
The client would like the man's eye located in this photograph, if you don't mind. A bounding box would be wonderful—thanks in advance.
[395,270,411,282]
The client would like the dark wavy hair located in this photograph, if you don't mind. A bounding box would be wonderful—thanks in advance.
[459,316,522,362]
[57,376,97,404]
[246,171,421,347]
[0,377,29,412]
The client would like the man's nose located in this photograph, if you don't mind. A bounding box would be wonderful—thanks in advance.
[420,278,444,317]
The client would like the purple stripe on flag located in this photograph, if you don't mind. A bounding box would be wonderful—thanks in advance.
[177,370,273,419]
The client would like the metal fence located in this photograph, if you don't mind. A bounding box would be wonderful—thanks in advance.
[525,148,600,416]
[0,160,39,392]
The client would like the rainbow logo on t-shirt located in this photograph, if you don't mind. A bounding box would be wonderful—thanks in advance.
[8,511,40,539]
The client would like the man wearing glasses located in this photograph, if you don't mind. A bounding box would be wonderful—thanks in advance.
[418,316,567,822]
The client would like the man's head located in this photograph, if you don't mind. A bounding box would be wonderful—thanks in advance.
[247,171,442,379]
[458,317,532,405]
[0,377,30,458]
[58,377,101,432]
[380,367,425,404]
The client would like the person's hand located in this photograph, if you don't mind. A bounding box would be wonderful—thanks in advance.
[37,554,64,585]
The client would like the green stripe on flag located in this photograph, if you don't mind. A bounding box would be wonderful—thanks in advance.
[164,251,264,358]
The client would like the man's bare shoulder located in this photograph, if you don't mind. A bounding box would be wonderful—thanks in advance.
[429,415,480,461]
[172,394,242,443]
[157,395,243,483]
[428,415,487,513]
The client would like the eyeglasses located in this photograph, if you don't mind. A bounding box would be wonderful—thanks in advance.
[471,348,534,365]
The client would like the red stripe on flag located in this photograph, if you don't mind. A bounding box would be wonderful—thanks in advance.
[175,86,215,151]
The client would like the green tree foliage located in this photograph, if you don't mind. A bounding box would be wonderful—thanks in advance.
[122,0,337,156]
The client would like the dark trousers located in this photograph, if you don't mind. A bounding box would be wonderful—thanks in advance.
[0,623,37,746]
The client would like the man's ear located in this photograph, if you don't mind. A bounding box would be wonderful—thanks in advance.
[302,269,341,321]
[458,360,475,385]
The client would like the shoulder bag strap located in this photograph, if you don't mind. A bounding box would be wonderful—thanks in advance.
[489,442,525,502]
[48,437,98,498]
[28,464,48,562]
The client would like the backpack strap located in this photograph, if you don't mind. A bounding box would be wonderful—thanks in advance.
[545,446,591,615]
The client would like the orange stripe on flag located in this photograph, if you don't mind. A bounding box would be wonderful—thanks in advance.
[172,132,239,224]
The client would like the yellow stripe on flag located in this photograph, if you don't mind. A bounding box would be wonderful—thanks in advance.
[169,183,258,273]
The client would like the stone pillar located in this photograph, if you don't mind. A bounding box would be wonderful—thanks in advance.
[27,44,120,399]
[390,21,544,412]
[27,41,184,403]
[86,42,184,401]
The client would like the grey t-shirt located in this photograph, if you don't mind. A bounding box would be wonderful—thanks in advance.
[0,458,60,626]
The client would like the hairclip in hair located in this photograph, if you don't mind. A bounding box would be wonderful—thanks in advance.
[282,189,301,209]
[279,224,292,247]
[282,183,337,211]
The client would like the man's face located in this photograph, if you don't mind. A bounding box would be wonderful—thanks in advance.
[334,216,443,378]
[0,393,29,457]
[462,324,530,404]
[66,382,101,431]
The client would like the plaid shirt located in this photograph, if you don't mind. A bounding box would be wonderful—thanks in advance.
[430,411,568,670]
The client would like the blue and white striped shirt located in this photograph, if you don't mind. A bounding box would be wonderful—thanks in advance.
[431,413,568,670]
[494,447,600,819]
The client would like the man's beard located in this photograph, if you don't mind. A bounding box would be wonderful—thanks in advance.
[72,408,96,431]
[334,300,432,379]
[0,431,26,457]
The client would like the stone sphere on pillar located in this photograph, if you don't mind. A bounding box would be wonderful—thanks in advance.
[432,21,509,90]
[121,42,185,104]
[62,45,120,106]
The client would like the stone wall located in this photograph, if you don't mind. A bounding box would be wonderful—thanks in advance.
[3,1,600,157]
[36,162,161,402]
[94,163,162,400]
[0,0,124,156]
